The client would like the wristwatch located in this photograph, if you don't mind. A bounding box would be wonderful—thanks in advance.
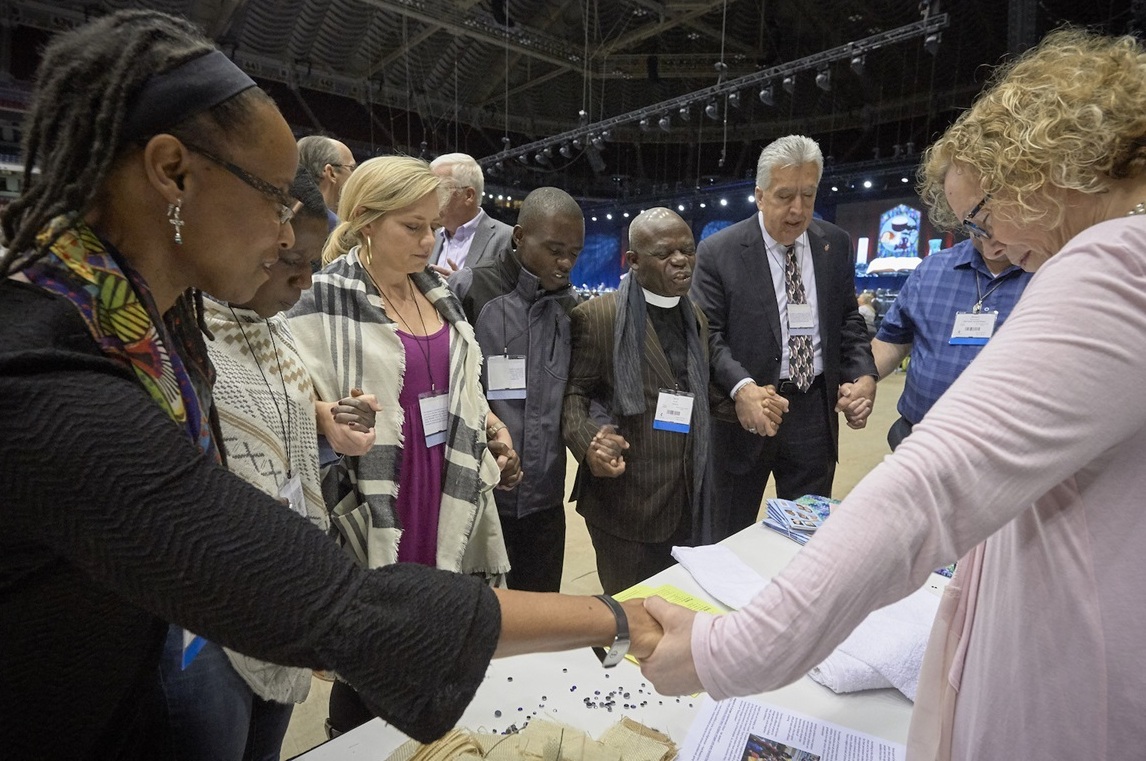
[592,594,630,668]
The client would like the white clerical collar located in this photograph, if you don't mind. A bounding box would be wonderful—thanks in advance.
[642,288,681,308]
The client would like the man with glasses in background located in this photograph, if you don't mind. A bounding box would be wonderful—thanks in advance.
[429,152,513,277]
[297,134,357,228]
[871,192,1031,449]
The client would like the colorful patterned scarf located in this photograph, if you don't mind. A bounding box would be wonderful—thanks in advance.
[21,216,219,462]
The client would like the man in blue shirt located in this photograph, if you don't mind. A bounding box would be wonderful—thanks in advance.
[872,235,1032,449]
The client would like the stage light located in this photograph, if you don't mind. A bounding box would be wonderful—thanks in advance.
[728,91,741,108]
[863,179,873,189]
[677,204,685,211]
[678,105,691,121]
[639,118,651,132]
[591,134,605,151]
[705,101,719,120]
[517,154,529,166]
[850,54,865,76]
[815,68,831,92]
[759,85,774,106]
[606,213,613,220]
[658,114,671,132]
[572,137,584,150]
[782,75,795,94]
[831,185,839,192]
[559,143,573,158]
[924,33,941,56]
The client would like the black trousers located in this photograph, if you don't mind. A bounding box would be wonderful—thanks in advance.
[712,376,836,538]
[586,503,693,595]
[887,416,914,451]
[500,504,566,593]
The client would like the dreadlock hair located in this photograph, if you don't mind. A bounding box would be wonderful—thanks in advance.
[0,9,271,276]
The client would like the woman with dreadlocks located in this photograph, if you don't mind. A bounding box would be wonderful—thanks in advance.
[0,10,659,760]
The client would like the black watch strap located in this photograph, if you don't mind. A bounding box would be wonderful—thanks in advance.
[592,594,630,668]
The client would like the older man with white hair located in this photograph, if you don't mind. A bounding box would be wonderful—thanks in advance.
[691,135,877,539]
[429,153,513,276]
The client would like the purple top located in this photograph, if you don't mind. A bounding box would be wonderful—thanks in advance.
[395,322,450,566]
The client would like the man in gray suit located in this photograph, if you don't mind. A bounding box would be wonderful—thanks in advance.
[297,135,356,229]
[691,135,877,540]
[429,153,513,277]
[563,208,713,594]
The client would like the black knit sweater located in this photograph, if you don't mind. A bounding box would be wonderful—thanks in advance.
[0,280,500,759]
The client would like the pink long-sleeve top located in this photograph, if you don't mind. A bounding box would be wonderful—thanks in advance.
[692,215,1146,760]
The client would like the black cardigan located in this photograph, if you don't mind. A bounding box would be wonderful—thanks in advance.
[0,280,500,759]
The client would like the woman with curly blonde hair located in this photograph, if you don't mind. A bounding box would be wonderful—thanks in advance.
[640,28,1146,760]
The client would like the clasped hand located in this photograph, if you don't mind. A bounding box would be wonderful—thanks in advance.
[835,375,877,429]
[488,433,523,490]
[318,388,380,456]
[735,383,789,437]
[587,424,629,477]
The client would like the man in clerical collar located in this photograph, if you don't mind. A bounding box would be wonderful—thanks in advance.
[562,208,719,594]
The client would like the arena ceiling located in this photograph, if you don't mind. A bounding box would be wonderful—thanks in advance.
[2,0,1140,198]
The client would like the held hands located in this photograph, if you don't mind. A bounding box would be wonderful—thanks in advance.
[620,597,664,660]
[317,388,380,456]
[836,375,877,430]
[487,423,523,490]
[587,424,629,478]
[637,596,703,695]
[735,382,789,437]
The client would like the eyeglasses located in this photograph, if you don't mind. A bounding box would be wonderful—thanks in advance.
[329,162,357,173]
[182,142,295,225]
[961,194,992,241]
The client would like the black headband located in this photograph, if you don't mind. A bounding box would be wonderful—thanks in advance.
[122,49,257,141]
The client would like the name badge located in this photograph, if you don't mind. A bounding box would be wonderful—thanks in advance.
[788,303,815,335]
[653,389,695,434]
[487,355,527,400]
[950,311,998,345]
[418,390,449,447]
[277,473,306,518]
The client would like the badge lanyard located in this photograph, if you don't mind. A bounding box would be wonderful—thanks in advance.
[971,270,1009,314]
[230,307,293,480]
[487,305,527,400]
[373,274,448,447]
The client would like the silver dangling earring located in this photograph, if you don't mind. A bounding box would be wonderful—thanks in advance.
[167,200,184,245]
[363,235,373,266]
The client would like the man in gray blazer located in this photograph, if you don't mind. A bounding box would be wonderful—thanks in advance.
[429,153,513,276]
[691,135,877,540]
[563,208,713,594]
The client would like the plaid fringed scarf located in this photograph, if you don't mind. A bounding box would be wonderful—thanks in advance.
[288,248,509,579]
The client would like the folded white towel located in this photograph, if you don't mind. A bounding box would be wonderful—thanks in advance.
[671,544,769,609]
[808,586,939,701]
